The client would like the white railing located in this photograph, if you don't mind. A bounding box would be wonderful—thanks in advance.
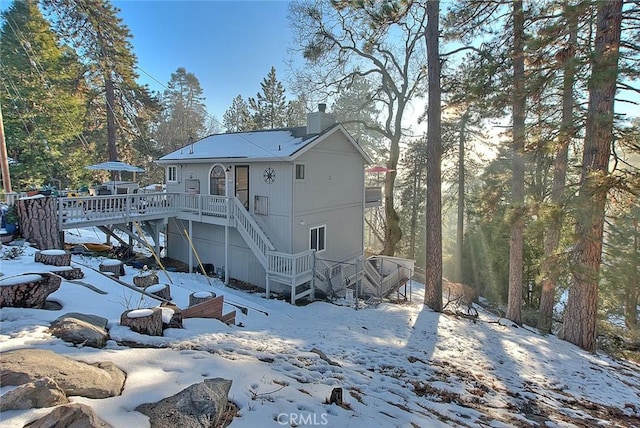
[175,194,227,217]
[361,256,414,298]
[231,197,275,267]
[58,192,175,228]
[268,249,315,279]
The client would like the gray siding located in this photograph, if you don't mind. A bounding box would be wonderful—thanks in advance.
[293,131,366,263]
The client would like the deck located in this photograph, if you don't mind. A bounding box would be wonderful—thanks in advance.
[56,192,408,304]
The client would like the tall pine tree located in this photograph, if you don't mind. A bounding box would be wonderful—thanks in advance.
[0,0,89,190]
[248,66,288,130]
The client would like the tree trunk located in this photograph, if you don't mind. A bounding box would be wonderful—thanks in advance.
[16,197,61,250]
[506,0,525,325]
[423,0,442,312]
[455,111,468,283]
[626,218,639,329]
[105,76,119,181]
[382,154,402,256]
[560,0,622,353]
[538,2,577,334]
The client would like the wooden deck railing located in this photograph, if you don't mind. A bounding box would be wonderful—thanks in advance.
[58,192,176,229]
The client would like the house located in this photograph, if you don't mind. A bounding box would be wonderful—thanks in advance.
[156,105,386,302]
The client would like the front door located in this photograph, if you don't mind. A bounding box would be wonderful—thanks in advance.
[235,165,249,210]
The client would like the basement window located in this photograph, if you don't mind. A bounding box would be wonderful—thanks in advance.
[309,225,326,252]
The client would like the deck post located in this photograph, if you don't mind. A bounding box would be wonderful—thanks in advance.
[265,274,270,299]
[224,197,229,286]
[188,220,194,273]
[310,251,316,301]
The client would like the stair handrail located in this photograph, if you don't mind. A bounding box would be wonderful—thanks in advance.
[231,197,275,267]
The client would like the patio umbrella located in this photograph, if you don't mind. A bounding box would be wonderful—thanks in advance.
[85,160,145,182]
[85,161,145,173]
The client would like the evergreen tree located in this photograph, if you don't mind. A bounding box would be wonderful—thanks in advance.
[223,95,251,133]
[286,95,308,128]
[155,67,208,153]
[248,66,288,130]
[43,0,159,179]
[331,76,382,159]
[560,0,624,352]
[0,0,90,190]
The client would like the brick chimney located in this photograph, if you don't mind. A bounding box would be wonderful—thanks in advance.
[306,103,336,135]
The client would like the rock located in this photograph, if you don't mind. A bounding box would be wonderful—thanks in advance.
[0,377,69,411]
[135,378,232,428]
[24,403,112,428]
[0,349,126,399]
[49,312,110,348]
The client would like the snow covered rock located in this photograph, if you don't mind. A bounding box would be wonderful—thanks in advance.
[24,403,112,428]
[135,378,232,427]
[49,312,110,348]
[0,349,125,399]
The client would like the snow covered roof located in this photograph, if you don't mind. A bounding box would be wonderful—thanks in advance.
[156,124,371,164]
[157,127,316,164]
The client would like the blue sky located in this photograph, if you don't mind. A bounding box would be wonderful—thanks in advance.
[112,0,296,120]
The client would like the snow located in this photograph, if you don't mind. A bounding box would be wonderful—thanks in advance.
[0,274,43,286]
[126,309,154,319]
[1,228,639,427]
[39,249,66,256]
[158,129,318,162]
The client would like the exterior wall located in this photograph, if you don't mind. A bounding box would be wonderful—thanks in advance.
[164,162,293,252]
[166,221,268,288]
[293,131,366,264]
[244,162,293,252]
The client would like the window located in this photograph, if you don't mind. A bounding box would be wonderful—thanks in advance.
[167,166,177,182]
[210,165,226,196]
[309,225,326,252]
[295,164,305,180]
[254,195,268,215]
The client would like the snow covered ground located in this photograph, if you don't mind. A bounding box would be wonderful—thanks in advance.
[1,228,639,427]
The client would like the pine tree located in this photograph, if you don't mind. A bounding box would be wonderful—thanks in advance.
[155,67,208,153]
[248,66,288,130]
[43,0,159,179]
[560,0,624,352]
[223,95,251,133]
[0,0,90,190]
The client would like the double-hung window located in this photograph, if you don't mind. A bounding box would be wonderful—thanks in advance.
[167,166,177,182]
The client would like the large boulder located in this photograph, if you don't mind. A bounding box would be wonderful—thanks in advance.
[0,377,69,411]
[135,378,232,428]
[24,403,112,428]
[0,349,126,399]
[49,312,110,348]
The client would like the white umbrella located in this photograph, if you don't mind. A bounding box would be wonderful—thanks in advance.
[85,161,145,173]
